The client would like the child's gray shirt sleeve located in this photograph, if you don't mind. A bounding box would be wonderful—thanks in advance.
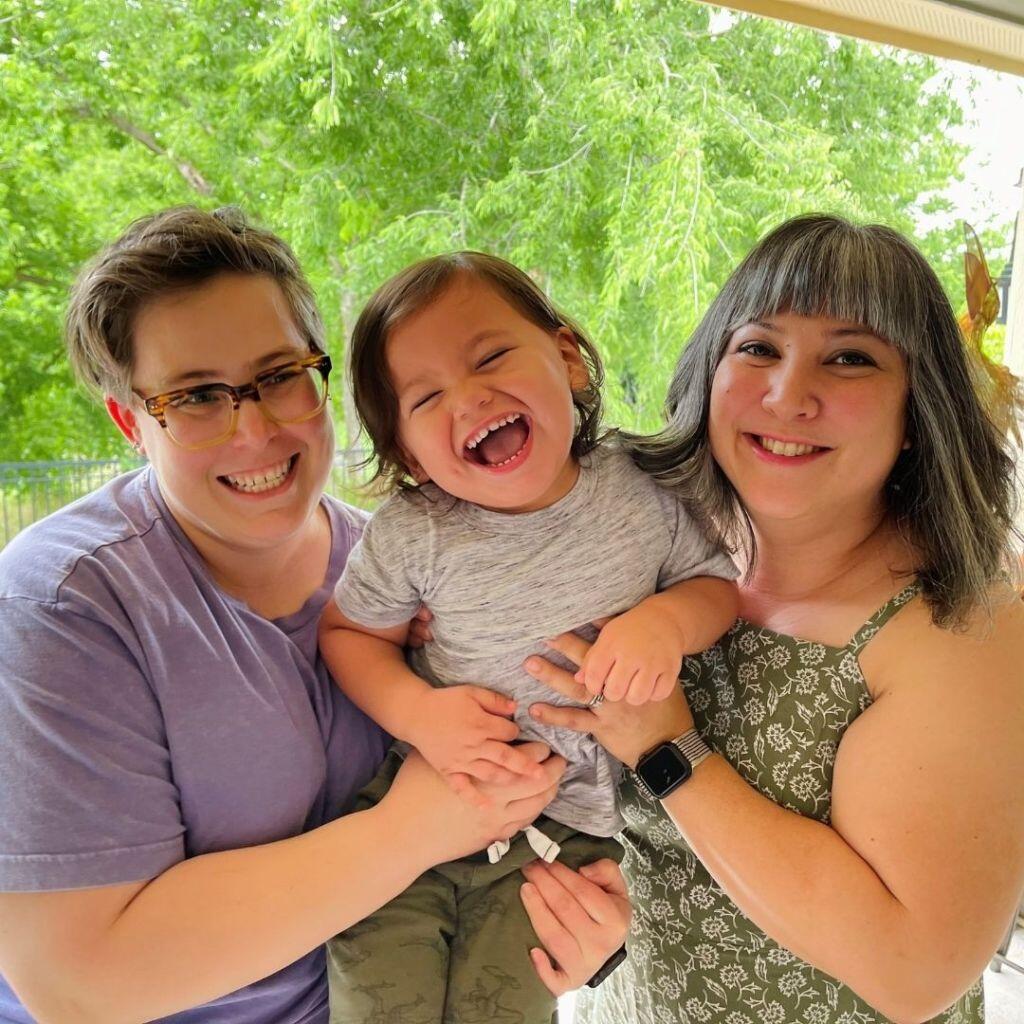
[655,484,739,589]
[333,495,425,628]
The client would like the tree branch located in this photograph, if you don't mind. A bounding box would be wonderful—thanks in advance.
[15,270,58,288]
[522,140,593,177]
[74,103,214,196]
[106,112,214,195]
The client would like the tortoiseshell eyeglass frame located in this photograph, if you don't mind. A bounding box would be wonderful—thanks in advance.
[133,353,332,450]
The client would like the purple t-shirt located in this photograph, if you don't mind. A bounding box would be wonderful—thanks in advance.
[0,468,389,1023]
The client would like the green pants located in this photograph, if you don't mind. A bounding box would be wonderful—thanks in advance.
[327,748,622,1024]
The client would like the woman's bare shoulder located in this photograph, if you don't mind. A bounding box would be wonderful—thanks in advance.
[860,582,1024,702]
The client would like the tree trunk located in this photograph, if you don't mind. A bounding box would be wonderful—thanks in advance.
[333,265,362,460]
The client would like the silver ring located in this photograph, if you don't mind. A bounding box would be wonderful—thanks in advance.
[586,693,605,709]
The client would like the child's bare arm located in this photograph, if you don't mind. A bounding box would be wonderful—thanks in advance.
[577,577,740,705]
[645,576,740,653]
[319,602,540,789]
[318,599,427,739]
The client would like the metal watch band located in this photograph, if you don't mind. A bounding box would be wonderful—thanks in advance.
[672,728,712,770]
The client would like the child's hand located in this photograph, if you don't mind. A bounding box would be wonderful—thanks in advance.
[406,605,434,649]
[574,605,686,705]
[410,685,545,791]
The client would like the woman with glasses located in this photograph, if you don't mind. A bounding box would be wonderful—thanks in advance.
[0,206,629,1024]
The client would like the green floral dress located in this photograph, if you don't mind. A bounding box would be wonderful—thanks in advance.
[577,584,982,1024]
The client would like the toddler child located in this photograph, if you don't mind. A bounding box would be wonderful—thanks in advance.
[319,252,739,1024]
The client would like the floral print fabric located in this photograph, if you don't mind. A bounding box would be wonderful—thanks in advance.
[577,585,982,1024]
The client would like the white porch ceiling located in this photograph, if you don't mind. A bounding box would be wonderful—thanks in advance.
[699,0,1024,74]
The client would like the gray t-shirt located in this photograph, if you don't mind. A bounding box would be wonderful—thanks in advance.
[335,442,737,836]
[0,468,389,1024]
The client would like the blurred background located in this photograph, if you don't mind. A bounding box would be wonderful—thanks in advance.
[1,0,1022,531]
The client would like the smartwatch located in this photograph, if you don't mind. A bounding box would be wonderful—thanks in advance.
[634,728,712,799]
[586,943,628,988]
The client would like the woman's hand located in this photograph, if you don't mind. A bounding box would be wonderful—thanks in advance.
[386,743,566,863]
[524,629,693,769]
[520,857,631,996]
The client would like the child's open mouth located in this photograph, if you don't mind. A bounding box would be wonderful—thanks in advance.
[463,413,531,468]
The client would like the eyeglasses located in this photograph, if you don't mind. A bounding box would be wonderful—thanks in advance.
[135,354,332,450]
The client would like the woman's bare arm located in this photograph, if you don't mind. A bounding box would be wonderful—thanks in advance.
[0,747,565,1024]
[527,594,1024,1023]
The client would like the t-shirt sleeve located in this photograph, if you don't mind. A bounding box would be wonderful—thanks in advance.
[332,499,424,629]
[656,488,740,590]
[0,597,184,891]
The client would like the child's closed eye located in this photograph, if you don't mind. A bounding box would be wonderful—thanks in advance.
[410,390,442,412]
[477,348,510,368]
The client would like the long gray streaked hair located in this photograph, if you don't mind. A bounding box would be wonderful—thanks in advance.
[626,213,1021,630]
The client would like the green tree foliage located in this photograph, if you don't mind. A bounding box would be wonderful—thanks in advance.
[0,0,971,460]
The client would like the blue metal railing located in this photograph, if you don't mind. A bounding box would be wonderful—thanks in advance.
[0,459,129,548]
[0,451,373,549]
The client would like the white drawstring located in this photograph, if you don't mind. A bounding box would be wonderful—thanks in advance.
[487,824,561,865]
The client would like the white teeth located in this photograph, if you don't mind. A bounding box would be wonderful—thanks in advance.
[464,413,522,450]
[224,457,293,493]
[757,437,821,457]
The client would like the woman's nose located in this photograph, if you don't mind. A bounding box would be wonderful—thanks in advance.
[761,364,820,420]
[232,396,279,445]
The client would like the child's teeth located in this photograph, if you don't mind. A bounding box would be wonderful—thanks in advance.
[465,413,521,450]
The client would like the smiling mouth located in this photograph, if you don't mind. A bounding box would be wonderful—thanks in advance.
[219,454,298,493]
[463,413,531,467]
[753,435,829,457]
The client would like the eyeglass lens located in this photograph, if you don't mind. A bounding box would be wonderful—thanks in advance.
[163,364,327,447]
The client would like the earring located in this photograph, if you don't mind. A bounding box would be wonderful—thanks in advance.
[131,439,145,456]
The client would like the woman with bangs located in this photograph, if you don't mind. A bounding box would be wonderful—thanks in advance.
[523,215,1024,1024]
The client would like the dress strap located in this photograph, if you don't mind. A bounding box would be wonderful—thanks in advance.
[846,581,922,656]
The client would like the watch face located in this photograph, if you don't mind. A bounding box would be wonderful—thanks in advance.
[637,744,692,797]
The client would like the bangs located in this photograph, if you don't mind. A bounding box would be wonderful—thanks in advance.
[723,219,931,355]
[639,212,1019,630]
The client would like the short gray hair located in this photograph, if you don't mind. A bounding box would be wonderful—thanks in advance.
[627,213,1021,629]
[66,206,325,401]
